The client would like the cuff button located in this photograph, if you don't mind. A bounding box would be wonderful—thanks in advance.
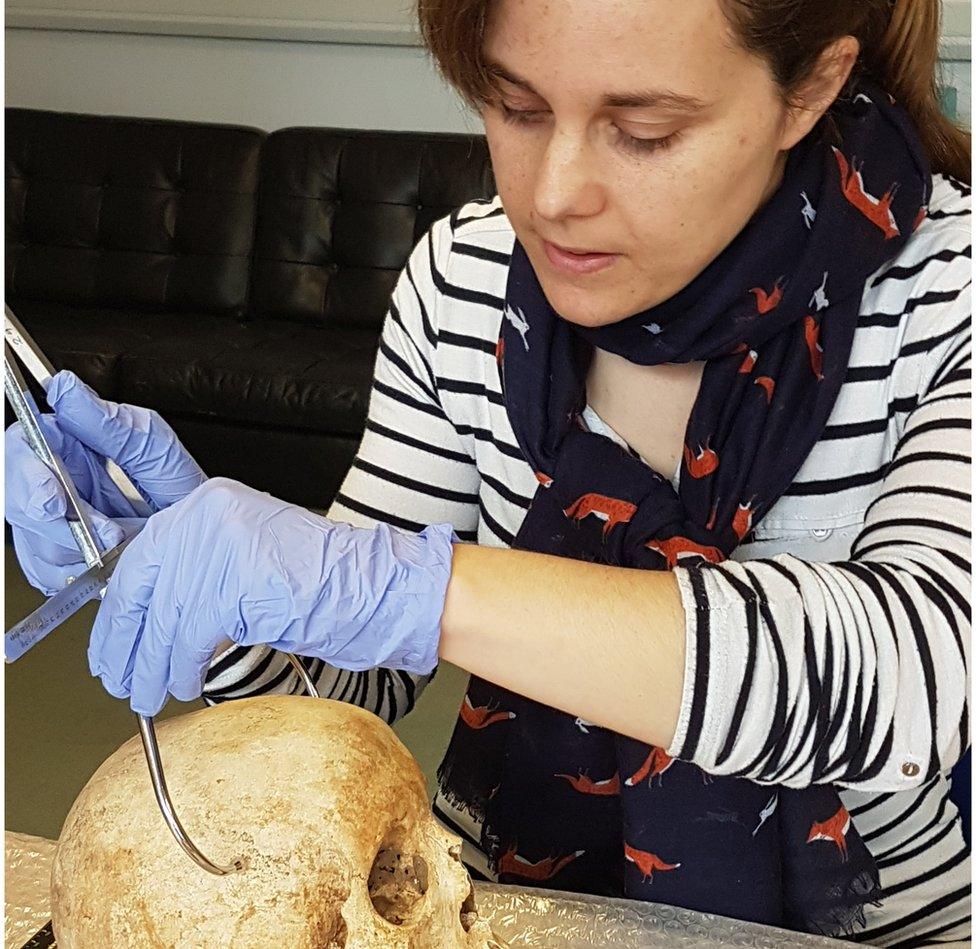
[901,761,920,777]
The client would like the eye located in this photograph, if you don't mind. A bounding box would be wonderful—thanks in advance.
[499,102,548,125]
[498,103,680,157]
[615,128,681,156]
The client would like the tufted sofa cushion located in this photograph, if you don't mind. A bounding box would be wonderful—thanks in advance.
[5,110,496,503]
[5,108,263,315]
[11,300,378,435]
[110,128,494,431]
[117,318,382,435]
[249,127,494,329]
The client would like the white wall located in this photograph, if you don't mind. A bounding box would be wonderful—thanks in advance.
[5,21,971,135]
[4,27,482,133]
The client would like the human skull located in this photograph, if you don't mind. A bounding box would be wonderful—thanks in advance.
[51,695,496,947]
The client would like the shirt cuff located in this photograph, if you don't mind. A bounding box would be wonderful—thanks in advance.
[666,563,734,767]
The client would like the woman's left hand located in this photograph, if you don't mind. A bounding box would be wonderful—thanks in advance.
[89,478,457,716]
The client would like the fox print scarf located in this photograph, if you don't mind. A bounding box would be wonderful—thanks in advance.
[436,78,933,937]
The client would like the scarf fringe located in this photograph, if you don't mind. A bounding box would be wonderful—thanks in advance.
[807,870,885,939]
[436,762,489,826]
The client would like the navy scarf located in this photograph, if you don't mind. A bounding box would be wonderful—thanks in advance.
[437,79,931,937]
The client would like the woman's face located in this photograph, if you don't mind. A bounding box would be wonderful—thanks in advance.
[481,0,835,327]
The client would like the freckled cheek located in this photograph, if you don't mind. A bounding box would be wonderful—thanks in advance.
[495,170,535,232]
[613,174,708,249]
[487,139,539,214]
[618,185,727,288]
[650,156,746,238]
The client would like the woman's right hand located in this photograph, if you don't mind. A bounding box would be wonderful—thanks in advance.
[5,370,207,595]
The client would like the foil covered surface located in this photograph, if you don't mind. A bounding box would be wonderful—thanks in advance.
[6,831,847,948]
[5,833,57,949]
[472,883,847,947]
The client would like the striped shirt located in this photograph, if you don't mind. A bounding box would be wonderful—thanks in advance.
[203,173,972,947]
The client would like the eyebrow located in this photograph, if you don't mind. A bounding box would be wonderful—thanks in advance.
[484,60,708,112]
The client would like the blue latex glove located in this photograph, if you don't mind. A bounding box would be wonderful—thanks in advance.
[5,370,206,595]
[89,478,457,716]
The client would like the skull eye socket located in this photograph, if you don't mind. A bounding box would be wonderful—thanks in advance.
[367,844,429,925]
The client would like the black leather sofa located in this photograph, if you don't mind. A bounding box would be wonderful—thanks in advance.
[5,108,495,509]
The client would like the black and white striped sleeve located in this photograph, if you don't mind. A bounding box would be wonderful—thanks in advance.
[668,256,971,793]
[202,216,481,723]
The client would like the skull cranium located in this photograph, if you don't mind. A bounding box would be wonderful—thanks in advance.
[51,695,495,947]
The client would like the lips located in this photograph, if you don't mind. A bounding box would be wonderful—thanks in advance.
[542,240,619,276]
[550,241,607,255]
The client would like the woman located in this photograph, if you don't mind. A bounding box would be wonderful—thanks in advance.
[6,0,970,944]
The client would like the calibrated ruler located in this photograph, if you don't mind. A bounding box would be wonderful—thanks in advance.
[5,539,131,663]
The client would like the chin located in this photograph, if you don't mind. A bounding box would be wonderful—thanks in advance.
[536,278,640,328]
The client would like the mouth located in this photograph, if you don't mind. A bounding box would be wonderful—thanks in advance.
[541,240,619,276]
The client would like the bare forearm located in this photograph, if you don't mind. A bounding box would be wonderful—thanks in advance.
[439,543,687,748]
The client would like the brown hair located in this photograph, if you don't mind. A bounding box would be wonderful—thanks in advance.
[417,0,971,184]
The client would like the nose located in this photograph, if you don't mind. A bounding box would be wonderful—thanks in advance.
[532,126,606,224]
